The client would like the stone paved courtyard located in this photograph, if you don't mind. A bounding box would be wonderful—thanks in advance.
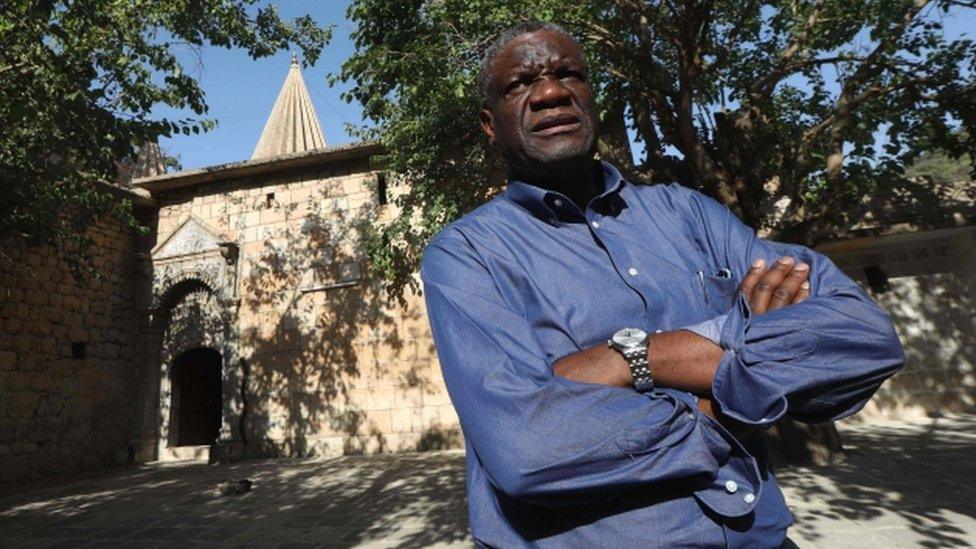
[1,415,974,548]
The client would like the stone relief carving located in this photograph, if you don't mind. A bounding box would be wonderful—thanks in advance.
[155,221,218,258]
[153,215,230,260]
[150,214,240,309]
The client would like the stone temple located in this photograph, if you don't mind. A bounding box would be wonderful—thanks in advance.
[1,58,974,486]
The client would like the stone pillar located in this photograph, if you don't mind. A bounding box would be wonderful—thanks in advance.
[214,297,245,462]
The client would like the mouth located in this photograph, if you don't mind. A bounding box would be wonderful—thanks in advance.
[530,114,582,136]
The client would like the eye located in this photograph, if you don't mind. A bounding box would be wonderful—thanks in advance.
[556,67,585,82]
[504,78,529,95]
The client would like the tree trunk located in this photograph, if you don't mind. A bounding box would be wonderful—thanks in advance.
[597,98,636,177]
[765,419,846,465]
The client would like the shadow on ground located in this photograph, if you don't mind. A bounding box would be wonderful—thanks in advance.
[0,451,469,548]
[779,416,976,548]
[3,416,975,548]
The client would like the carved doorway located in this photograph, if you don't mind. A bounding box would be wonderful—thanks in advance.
[172,347,222,446]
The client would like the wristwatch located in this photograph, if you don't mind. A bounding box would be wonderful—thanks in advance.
[607,328,653,392]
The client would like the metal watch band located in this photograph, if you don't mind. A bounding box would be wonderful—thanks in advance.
[624,347,654,393]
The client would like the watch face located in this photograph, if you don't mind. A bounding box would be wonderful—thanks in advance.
[613,328,647,348]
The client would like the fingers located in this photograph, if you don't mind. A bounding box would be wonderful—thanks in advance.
[767,260,810,310]
[792,280,811,304]
[739,256,813,313]
[748,256,792,313]
[748,256,811,314]
[737,258,766,303]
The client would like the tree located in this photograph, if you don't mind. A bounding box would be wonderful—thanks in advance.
[0,0,332,267]
[338,0,976,464]
[338,0,976,303]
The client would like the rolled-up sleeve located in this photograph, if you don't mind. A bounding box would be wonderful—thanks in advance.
[676,186,905,426]
[422,229,761,514]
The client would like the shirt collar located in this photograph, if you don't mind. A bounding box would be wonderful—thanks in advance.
[503,161,628,225]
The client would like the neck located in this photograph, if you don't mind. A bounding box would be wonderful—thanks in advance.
[510,159,603,211]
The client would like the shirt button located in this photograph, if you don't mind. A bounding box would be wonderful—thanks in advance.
[553,198,564,207]
[743,493,756,504]
[628,267,638,277]
[724,480,738,494]
[591,221,600,229]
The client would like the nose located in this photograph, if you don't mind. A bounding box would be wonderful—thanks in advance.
[528,76,572,110]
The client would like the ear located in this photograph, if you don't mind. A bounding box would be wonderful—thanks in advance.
[479,107,496,145]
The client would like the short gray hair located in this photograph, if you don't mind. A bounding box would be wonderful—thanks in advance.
[476,21,583,106]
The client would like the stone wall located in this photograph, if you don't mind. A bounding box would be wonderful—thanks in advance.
[0,217,143,485]
[146,157,459,460]
[820,227,976,419]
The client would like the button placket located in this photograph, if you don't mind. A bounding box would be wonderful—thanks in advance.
[593,226,653,325]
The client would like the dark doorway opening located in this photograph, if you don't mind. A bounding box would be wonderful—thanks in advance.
[172,347,222,446]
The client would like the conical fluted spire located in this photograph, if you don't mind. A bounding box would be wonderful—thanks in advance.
[251,54,326,159]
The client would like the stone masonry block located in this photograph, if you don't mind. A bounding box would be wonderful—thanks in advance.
[394,387,424,409]
[6,288,23,302]
[424,387,453,407]
[10,392,39,418]
[1,372,26,392]
[260,207,286,225]
[366,385,395,411]
[366,410,393,434]
[36,395,64,417]
[28,375,58,393]
[24,290,48,306]
[0,455,29,482]
[0,351,16,371]
[391,407,422,433]
[29,418,59,443]
[438,405,460,426]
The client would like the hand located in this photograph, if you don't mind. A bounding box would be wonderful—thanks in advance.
[700,256,813,437]
[737,256,811,314]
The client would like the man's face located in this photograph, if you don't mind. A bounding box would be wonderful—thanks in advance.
[480,30,598,172]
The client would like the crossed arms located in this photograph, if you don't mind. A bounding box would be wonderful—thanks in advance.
[421,186,904,507]
[553,255,813,429]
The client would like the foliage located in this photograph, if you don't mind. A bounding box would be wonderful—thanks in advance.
[905,149,973,183]
[0,0,331,269]
[337,0,976,301]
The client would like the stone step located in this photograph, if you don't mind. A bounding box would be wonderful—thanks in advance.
[155,445,211,463]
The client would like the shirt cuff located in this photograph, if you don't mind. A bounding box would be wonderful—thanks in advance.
[710,295,790,426]
[679,314,729,346]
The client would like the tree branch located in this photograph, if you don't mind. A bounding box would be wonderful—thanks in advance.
[706,0,761,74]
[749,0,826,99]
[631,99,683,181]
[0,61,35,76]
[799,0,933,154]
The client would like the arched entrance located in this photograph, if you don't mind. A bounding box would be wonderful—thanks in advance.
[172,347,222,446]
[143,215,243,461]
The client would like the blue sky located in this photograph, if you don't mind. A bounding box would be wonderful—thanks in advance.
[158,1,363,169]
[160,2,975,171]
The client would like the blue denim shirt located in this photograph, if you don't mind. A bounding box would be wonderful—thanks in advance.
[421,162,904,548]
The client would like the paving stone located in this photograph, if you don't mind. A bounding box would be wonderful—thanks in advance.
[0,418,974,547]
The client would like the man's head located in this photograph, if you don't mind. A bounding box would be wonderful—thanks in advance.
[478,22,599,176]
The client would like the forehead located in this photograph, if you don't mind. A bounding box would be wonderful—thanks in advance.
[492,30,583,75]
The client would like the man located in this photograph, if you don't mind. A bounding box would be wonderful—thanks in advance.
[421,21,904,548]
